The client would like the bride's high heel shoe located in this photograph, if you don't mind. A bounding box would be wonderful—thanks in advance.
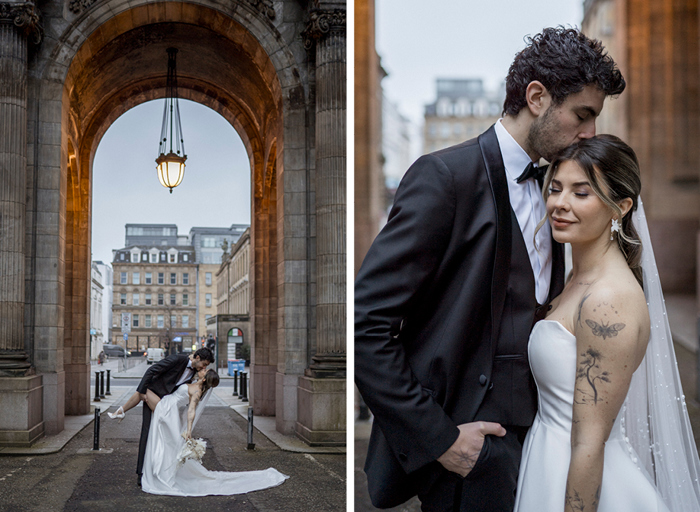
[108,406,125,422]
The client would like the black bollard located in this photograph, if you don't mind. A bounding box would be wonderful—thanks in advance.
[94,371,101,402]
[240,372,248,403]
[93,408,100,450]
[99,371,105,398]
[105,369,111,396]
[246,407,255,450]
[233,370,238,396]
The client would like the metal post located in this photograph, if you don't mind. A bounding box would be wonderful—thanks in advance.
[240,372,248,402]
[105,369,111,396]
[99,371,105,398]
[94,371,101,402]
[93,408,100,450]
[233,369,238,396]
[246,407,255,450]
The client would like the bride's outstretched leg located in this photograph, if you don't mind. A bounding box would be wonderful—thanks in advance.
[144,389,161,412]
[108,391,148,421]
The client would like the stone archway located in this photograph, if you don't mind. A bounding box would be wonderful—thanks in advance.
[0,0,346,446]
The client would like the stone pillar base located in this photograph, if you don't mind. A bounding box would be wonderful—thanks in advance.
[295,375,346,446]
[0,375,44,446]
[276,372,299,435]
[252,364,276,416]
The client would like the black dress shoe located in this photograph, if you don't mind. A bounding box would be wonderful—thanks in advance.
[137,474,142,487]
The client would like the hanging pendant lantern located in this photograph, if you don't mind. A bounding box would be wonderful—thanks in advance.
[156,48,187,193]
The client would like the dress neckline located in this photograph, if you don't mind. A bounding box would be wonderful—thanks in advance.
[537,319,576,338]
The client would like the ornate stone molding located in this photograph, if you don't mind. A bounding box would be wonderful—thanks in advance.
[68,0,97,15]
[0,1,42,43]
[302,9,346,50]
[246,0,275,20]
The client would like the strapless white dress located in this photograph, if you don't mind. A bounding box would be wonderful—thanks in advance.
[141,385,289,496]
[514,320,669,512]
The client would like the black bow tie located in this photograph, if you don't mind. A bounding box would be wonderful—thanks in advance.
[516,162,548,185]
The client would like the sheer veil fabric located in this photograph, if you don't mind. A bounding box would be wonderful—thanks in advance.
[624,198,700,511]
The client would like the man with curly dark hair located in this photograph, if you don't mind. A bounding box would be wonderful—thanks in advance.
[355,27,625,511]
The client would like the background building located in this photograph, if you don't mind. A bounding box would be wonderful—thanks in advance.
[382,94,412,218]
[424,78,504,153]
[89,263,104,360]
[93,262,113,358]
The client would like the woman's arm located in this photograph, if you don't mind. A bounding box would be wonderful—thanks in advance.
[566,285,648,512]
[184,385,201,439]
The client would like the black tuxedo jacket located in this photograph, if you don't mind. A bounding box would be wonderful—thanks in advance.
[354,126,565,507]
[137,353,192,398]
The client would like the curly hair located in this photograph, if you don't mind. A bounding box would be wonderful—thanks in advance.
[504,27,625,116]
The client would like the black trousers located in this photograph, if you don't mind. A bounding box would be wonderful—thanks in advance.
[136,401,152,476]
[417,428,526,512]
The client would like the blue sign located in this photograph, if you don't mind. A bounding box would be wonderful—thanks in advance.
[123,333,128,341]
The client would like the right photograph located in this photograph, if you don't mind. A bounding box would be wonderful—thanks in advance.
[354,1,700,511]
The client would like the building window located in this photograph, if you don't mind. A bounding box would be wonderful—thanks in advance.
[133,272,140,285]
[120,272,127,284]
[150,253,157,263]
[205,272,212,286]
[183,254,189,262]
[145,315,152,328]
[133,293,139,306]
[158,273,164,284]
[145,293,152,305]
[158,293,164,306]
[157,315,164,328]
[145,272,152,284]
[202,236,216,248]
[182,315,189,328]
[183,273,189,285]
[170,273,176,285]
[205,293,212,307]
[170,315,177,327]
[120,293,127,305]
[142,253,148,262]
[120,253,125,261]
[170,293,176,306]
[182,293,188,306]
[205,314,211,321]
[169,254,176,263]
[133,315,139,327]
[131,253,139,263]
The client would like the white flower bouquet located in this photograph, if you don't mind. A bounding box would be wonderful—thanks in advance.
[177,435,207,466]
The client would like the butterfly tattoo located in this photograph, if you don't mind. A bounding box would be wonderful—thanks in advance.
[585,319,626,340]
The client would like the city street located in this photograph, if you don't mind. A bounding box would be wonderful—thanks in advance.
[0,360,346,512]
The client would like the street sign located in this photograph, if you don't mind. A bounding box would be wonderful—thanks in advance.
[90,328,96,335]
[121,313,131,333]
[123,333,128,341]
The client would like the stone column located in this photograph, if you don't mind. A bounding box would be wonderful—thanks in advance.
[0,2,41,376]
[296,5,346,446]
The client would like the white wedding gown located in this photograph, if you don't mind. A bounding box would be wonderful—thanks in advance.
[141,385,289,496]
[514,320,669,512]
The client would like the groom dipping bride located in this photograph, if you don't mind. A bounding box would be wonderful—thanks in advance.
[108,347,289,496]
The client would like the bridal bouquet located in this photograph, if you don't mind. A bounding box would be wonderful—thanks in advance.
[177,436,207,466]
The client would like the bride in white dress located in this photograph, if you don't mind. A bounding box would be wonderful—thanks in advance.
[140,367,289,496]
[514,135,700,512]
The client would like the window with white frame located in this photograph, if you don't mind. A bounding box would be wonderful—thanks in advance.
[170,273,176,285]
[158,293,164,305]
[183,254,189,262]
[169,254,175,262]
[145,293,152,305]
[133,315,139,327]
[205,293,212,307]
[145,314,152,328]
[145,272,152,284]
[183,273,189,285]
[132,293,140,306]
[182,293,188,306]
[205,272,212,286]
[182,315,189,328]
[120,293,127,305]
[158,273,164,284]
[133,272,140,285]
[120,272,127,284]
[150,253,157,263]
[131,253,139,263]
[157,315,164,328]
[170,293,176,306]
[170,315,177,327]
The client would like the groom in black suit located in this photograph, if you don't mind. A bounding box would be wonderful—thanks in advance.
[135,347,213,486]
[355,28,626,511]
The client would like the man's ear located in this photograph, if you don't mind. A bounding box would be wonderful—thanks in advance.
[525,81,551,117]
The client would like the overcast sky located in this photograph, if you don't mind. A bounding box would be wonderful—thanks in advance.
[376,0,584,130]
[91,99,251,264]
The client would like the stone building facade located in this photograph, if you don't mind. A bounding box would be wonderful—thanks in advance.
[89,262,104,360]
[0,0,345,447]
[582,0,700,297]
[111,245,198,354]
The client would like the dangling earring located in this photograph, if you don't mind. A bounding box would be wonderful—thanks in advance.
[611,218,620,241]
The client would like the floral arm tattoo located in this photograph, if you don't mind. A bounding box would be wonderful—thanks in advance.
[575,348,611,405]
[565,485,601,512]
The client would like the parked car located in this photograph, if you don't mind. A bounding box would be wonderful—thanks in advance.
[146,348,165,365]
[102,344,128,358]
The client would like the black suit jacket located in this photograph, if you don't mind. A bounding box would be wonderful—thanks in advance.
[354,126,565,507]
[137,353,192,398]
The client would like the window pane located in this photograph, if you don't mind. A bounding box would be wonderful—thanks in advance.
[158,293,164,305]
[145,293,151,305]
[133,293,139,306]
[182,294,188,306]
[120,272,127,284]
[145,272,152,284]
[170,293,176,305]
[170,315,176,326]
[133,273,140,285]
[145,315,151,328]
[120,293,126,305]
[169,254,175,262]
[170,273,176,285]
[183,273,189,285]
[205,272,212,286]
[158,273,164,284]
[157,315,164,328]
[205,293,212,307]
[133,315,139,327]
[182,315,189,328]
[150,253,157,263]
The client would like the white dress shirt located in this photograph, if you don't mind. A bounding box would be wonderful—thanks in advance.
[176,360,195,387]
[494,120,552,304]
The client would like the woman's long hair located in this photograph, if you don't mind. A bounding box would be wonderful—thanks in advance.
[199,369,220,399]
[542,134,643,285]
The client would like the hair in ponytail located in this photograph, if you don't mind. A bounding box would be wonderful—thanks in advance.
[543,134,643,286]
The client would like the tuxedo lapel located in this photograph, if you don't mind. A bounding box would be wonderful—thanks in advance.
[478,125,511,358]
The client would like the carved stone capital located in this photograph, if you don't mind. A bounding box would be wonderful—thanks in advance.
[302,8,346,50]
[68,0,96,15]
[0,1,42,44]
[246,0,275,20]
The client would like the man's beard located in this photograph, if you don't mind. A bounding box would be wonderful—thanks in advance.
[526,105,565,162]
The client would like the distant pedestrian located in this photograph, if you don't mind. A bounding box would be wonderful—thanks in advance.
[98,351,105,365]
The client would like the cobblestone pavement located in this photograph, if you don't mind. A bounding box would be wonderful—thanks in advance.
[0,401,345,512]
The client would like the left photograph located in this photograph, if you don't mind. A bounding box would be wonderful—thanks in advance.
[0,0,346,509]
